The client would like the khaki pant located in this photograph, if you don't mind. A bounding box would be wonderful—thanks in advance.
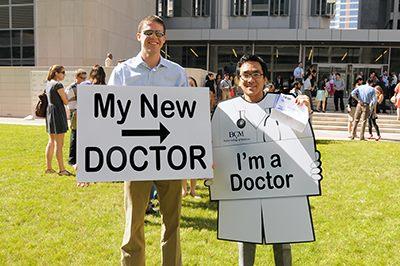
[352,103,370,140]
[121,180,182,266]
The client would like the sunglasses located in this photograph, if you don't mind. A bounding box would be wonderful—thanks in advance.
[142,30,165,38]
[61,71,65,74]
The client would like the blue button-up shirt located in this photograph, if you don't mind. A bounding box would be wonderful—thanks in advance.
[351,84,377,106]
[108,53,188,87]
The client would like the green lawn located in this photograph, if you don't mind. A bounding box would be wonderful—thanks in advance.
[0,124,399,265]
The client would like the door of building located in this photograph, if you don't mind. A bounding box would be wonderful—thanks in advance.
[351,64,388,83]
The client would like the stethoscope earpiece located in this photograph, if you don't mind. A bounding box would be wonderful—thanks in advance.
[236,118,246,129]
[237,110,246,129]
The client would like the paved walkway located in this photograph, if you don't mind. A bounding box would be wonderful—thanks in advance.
[1,117,399,142]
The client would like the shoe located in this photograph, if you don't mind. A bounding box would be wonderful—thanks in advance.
[190,191,201,199]
[45,169,56,174]
[58,170,74,176]
[368,134,374,139]
[375,136,381,141]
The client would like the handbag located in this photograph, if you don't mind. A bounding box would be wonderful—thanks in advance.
[35,90,48,118]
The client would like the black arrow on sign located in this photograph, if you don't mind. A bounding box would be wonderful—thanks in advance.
[121,122,171,144]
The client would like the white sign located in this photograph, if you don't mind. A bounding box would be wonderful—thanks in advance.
[270,94,309,132]
[77,85,213,182]
[207,93,322,244]
[209,140,320,201]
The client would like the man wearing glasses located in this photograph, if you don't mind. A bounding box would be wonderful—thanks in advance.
[65,69,87,170]
[108,15,187,266]
[209,54,320,266]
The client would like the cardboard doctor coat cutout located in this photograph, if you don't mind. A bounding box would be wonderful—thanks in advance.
[208,93,322,244]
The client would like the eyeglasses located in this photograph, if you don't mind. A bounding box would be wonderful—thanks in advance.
[142,30,165,38]
[240,72,263,81]
[61,71,65,74]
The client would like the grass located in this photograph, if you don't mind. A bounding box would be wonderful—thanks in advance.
[0,124,399,265]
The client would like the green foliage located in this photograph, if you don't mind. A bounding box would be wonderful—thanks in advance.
[0,125,399,265]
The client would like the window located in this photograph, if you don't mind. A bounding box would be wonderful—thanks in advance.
[270,0,289,16]
[167,44,207,69]
[232,0,248,16]
[252,0,268,16]
[311,0,335,17]
[12,5,33,28]
[0,0,34,66]
[192,0,210,16]
[156,0,174,17]
[0,6,9,28]
[247,0,289,17]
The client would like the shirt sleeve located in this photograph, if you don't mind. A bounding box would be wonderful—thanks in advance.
[65,86,75,101]
[351,87,358,97]
[108,67,123,86]
[178,69,189,87]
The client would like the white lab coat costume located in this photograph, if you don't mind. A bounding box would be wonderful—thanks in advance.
[210,93,321,244]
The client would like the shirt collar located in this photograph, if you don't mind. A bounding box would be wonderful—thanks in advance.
[131,53,169,69]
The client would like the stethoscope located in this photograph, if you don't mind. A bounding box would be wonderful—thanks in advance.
[235,107,282,141]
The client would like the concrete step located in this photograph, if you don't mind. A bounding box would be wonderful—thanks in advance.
[313,125,400,134]
[313,112,399,120]
[313,117,398,124]
[312,120,400,129]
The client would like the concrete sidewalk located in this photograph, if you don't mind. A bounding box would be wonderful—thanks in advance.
[1,117,399,142]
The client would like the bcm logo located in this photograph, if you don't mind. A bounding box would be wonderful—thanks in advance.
[229,131,244,139]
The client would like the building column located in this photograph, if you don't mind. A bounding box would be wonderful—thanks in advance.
[393,0,399,29]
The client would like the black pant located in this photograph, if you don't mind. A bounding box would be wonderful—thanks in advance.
[68,129,77,165]
[334,90,344,111]
[368,115,380,137]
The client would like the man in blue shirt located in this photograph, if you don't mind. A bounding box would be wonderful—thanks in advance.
[108,15,188,266]
[350,79,377,140]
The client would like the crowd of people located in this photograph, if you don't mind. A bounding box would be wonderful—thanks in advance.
[40,14,400,266]
[205,61,400,117]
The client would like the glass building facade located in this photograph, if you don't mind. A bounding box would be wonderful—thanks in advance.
[0,0,34,66]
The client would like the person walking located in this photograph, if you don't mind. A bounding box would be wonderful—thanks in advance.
[105,53,113,67]
[303,72,315,111]
[220,72,232,100]
[108,15,187,265]
[293,61,304,82]
[333,73,345,112]
[347,77,363,138]
[350,79,377,140]
[394,82,400,120]
[368,86,384,141]
[65,69,87,170]
[316,77,328,112]
[44,65,72,176]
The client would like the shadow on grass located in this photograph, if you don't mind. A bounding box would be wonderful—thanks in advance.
[316,139,342,146]
[180,215,217,231]
[144,214,217,232]
[181,200,218,211]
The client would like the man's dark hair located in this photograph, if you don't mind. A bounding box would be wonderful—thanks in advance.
[138,15,166,33]
[336,72,341,77]
[293,80,303,87]
[355,77,363,83]
[236,54,268,77]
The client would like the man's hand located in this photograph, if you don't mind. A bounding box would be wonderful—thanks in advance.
[295,95,311,113]
[310,151,322,181]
